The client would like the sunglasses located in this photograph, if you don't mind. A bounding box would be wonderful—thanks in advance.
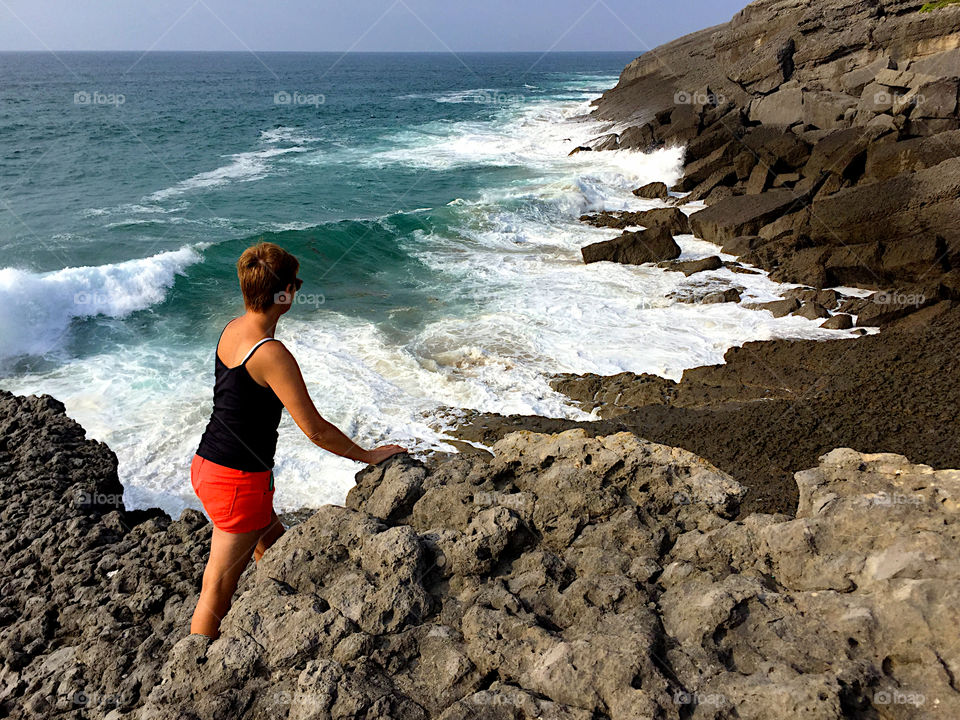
[293,277,303,291]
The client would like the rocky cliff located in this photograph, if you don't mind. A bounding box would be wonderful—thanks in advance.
[584,0,960,305]
[2,390,958,719]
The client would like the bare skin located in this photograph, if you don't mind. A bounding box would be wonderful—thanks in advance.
[190,282,407,638]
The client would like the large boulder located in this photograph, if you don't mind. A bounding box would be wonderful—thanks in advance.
[580,207,691,235]
[141,434,960,720]
[688,189,811,245]
[581,226,681,265]
[632,181,670,200]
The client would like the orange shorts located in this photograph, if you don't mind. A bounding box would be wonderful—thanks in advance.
[191,454,275,533]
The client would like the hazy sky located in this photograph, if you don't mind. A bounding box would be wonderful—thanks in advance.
[0,0,748,52]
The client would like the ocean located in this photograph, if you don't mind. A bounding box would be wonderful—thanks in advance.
[0,51,847,517]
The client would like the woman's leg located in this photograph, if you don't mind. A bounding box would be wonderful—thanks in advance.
[254,510,284,563]
[190,525,262,638]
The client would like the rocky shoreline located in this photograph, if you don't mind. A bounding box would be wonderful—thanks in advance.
[2,390,958,719]
[4,0,960,717]
[448,0,960,517]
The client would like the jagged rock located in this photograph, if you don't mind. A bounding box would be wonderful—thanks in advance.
[658,255,723,276]
[702,288,742,304]
[581,226,681,266]
[579,207,690,235]
[745,164,770,194]
[632,181,669,200]
[659,448,960,720]
[783,287,841,309]
[749,85,804,126]
[0,391,209,718]
[587,133,620,151]
[855,289,938,326]
[689,189,811,245]
[792,301,831,320]
[617,123,658,151]
[743,297,801,318]
[820,313,853,329]
[865,129,960,181]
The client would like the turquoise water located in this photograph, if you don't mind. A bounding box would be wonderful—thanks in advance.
[0,52,845,516]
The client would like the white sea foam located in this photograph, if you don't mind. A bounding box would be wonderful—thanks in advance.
[0,246,202,359]
[147,145,310,201]
[259,126,321,144]
[0,76,867,519]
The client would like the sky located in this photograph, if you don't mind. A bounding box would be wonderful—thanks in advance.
[0,0,749,52]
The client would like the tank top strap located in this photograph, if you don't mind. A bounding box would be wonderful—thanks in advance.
[239,337,279,366]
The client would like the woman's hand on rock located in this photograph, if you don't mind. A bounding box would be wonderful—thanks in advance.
[365,444,408,465]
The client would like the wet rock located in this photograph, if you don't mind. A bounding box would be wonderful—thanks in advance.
[579,207,690,235]
[581,226,681,265]
[658,255,723,276]
[689,189,811,245]
[743,297,801,318]
[792,301,831,320]
[702,288,742,304]
[820,313,853,329]
[632,181,669,200]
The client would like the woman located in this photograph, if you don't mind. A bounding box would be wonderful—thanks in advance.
[189,242,407,638]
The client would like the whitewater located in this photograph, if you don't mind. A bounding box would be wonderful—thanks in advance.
[0,54,858,517]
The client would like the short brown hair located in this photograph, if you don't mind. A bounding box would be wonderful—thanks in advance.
[236,242,300,312]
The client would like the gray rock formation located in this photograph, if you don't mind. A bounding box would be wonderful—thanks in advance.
[586,0,960,306]
[581,226,682,265]
[2,392,958,718]
[145,435,959,720]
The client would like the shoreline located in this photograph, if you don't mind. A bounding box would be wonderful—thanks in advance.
[438,0,960,518]
[4,0,960,716]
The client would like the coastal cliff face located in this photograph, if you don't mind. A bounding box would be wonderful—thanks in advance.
[2,390,958,719]
[587,0,960,297]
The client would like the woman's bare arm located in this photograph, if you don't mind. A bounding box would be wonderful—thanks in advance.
[251,341,406,464]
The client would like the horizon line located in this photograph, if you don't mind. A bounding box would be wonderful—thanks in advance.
[0,49,642,55]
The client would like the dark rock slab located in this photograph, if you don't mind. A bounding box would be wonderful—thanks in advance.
[658,255,724,276]
[581,227,681,265]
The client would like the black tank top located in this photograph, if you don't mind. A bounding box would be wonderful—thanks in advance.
[196,328,284,472]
